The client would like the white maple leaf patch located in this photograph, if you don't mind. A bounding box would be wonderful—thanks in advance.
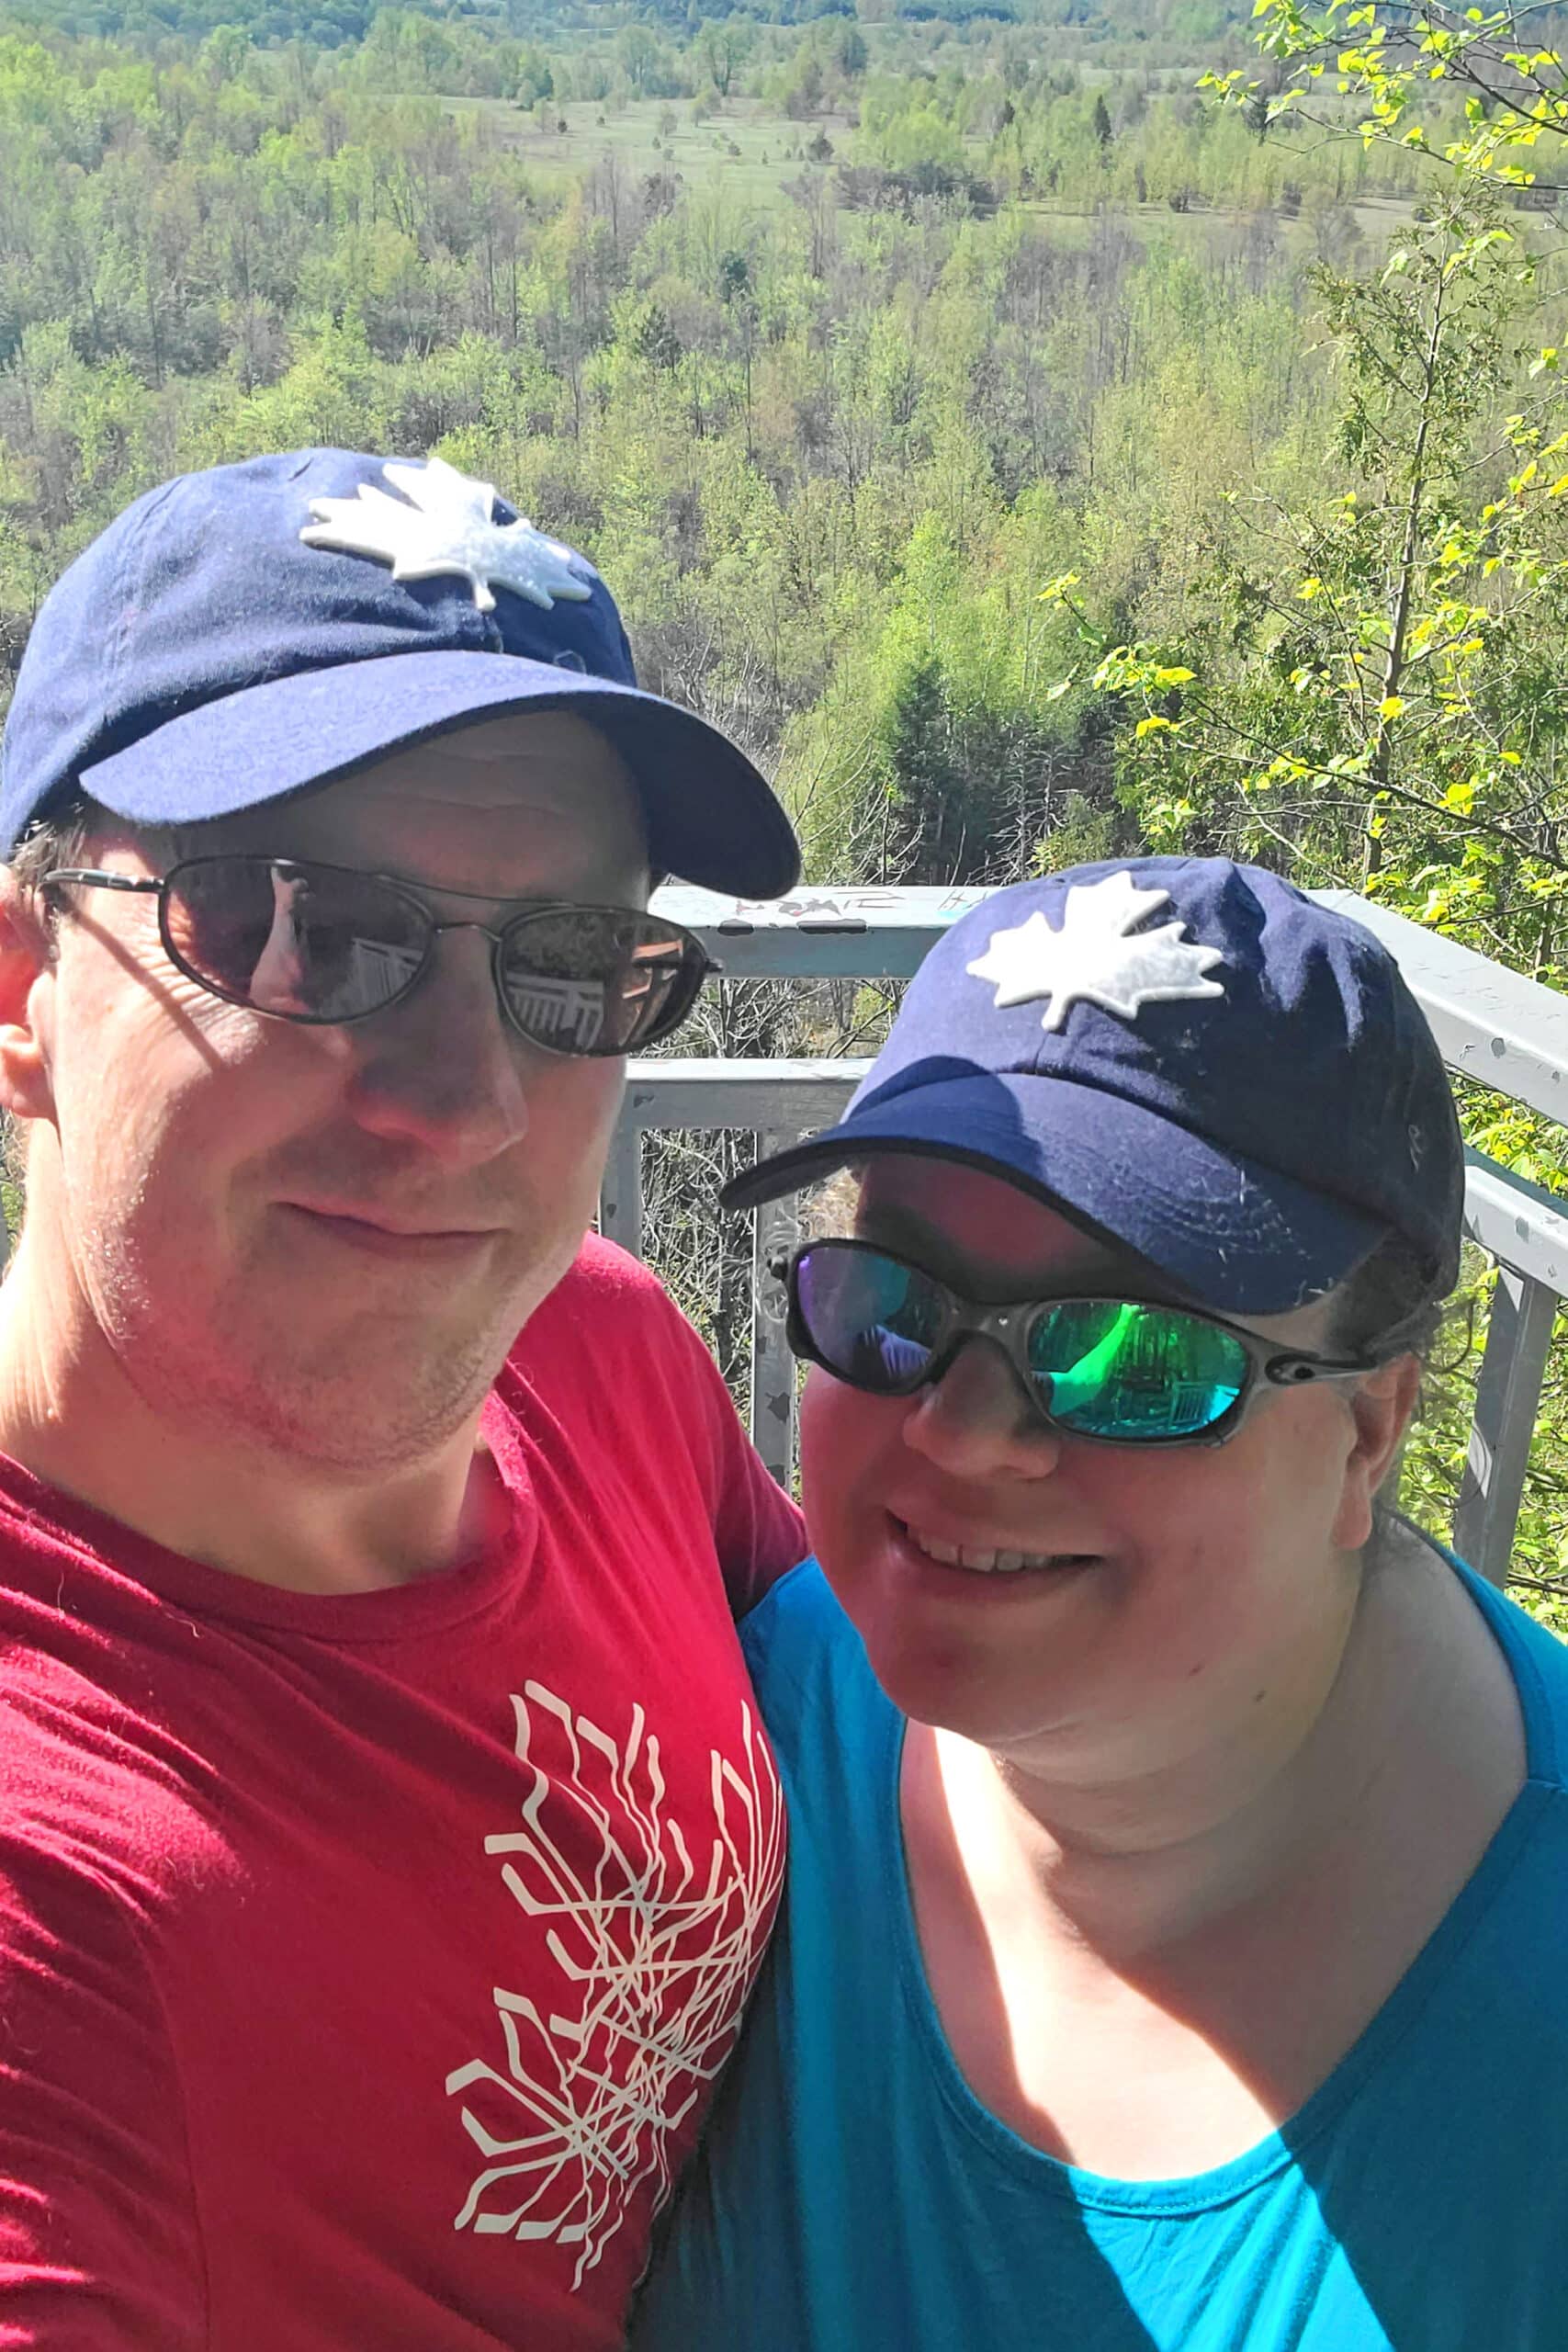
[966,869,1226,1033]
[300,454,592,614]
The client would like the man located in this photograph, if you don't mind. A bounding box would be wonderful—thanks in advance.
[0,449,807,2349]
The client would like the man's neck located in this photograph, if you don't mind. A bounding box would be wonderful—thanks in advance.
[0,1240,497,1594]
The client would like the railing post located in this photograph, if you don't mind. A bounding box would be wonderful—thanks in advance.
[598,1106,642,1261]
[1452,1265,1559,1587]
[750,1129,800,1491]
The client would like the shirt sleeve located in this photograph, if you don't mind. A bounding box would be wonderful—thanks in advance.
[0,1837,207,2350]
[516,1238,811,1623]
[659,1301,808,1619]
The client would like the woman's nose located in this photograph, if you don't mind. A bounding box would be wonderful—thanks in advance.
[900,1336,1064,1480]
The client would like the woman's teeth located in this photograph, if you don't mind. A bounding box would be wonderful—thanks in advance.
[907,1527,1090,1576]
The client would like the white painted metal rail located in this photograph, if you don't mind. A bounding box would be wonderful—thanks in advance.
[606,884,1568,1589]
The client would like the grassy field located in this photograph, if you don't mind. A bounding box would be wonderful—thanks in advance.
[446,93,1414,268]
[454,95,854,208]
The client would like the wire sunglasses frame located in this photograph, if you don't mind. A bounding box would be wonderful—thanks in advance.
[769,1236,1388,1449]
[43,855,719,1058]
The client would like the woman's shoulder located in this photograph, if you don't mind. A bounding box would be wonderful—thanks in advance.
[739,1556,862,1685]
[739,1561,897,1789]
[1442,1537,1568,1792]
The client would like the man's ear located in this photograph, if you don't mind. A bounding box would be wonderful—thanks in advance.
[0,872,57,1125]
[1332,1352,1424,1552]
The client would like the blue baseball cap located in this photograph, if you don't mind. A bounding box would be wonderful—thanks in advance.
[724,858,1464,1316]
[0,448,800,897]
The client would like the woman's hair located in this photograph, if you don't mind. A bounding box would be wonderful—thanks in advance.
[1326,1233,1448,1365]
[806,1165,863,1239]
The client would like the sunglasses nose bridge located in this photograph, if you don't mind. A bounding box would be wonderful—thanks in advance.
[903,1329,1066,1472]
[424,916,508,949]
[939,1301,1066,1436]
[969,1299,1037,1376]
[420,916,518,989]
[386,916,513,1030]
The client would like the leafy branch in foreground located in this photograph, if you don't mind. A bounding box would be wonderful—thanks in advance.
[1043,198,1568,988]
[1211,0,1568,197]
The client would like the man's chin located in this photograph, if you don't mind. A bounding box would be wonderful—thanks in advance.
[125,1328,504,1477]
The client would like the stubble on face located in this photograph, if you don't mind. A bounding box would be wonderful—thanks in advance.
[18,711,651,1479]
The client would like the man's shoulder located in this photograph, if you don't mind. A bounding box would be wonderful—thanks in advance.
[506,1236,719,1413]
[0,1491,231,1894]
[1,1651,234,1990]
[499,1236,741,1483]
[525,1234,690,1341]
[562,1230,660,1291]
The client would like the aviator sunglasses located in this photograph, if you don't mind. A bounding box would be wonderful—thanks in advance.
[44,855,716,1057]
[773,1238,1385,1448]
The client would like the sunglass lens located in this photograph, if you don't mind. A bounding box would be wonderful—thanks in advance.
[165,860,426,1020]
[498,910,704,1056]
[1027,1301,1248,1440]
[795,1246,945,1392]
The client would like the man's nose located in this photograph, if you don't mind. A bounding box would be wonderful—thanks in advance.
[900,1336,1064,1481]
[343,926,531,1164]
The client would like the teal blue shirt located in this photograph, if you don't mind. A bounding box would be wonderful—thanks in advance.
[634,1554,1568,2351]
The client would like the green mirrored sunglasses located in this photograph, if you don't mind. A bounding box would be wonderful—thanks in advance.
[775,1238,1382,1448]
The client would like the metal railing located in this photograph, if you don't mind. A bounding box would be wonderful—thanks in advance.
[604,884,1568,1589]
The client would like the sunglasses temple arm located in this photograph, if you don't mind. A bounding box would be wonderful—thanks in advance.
[43,868,163,894]
[1262,1352,1382,1388]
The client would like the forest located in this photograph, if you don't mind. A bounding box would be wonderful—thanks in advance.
[0,0,1563,1596]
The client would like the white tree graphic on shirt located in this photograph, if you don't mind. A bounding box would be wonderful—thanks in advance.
[445,1684,784,2289]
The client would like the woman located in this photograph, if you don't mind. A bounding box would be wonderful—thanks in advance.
[634,857,1568,2350]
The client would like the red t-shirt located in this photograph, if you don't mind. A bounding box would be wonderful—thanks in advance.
[0,1238,806,2351]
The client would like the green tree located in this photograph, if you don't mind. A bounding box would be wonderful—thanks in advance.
[615,25,662,99]
[1057,204,1568,931]
[695,17,750,101]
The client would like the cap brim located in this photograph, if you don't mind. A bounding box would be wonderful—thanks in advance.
[78,649,800,899]
[720,1065,1392,1315]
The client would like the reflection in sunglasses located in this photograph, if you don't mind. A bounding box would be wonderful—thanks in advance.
[506,972,608,1053]
[250,869,312,1016]
[1043,1303,1140,1420]
[345,933,423,995]
[50,855,714,1057]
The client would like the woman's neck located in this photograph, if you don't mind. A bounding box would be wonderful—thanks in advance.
[919,1526,1525,1967]
[899,1531,1527,2171]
